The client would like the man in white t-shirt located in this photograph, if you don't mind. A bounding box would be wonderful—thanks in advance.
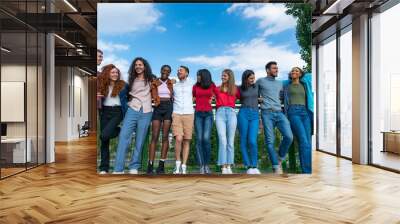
[171,65,194,174]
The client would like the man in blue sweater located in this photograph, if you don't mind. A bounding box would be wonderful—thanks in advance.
[257,61,293,174]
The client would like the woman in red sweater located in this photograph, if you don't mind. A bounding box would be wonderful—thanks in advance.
[192,69,216,174]
[214,69,240,174]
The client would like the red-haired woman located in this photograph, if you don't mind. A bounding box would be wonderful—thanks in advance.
[98,64,129,174]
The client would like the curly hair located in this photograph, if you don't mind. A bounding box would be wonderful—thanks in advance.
[98,64,126,97]
[128,57,153,91]
[288,67,304,80]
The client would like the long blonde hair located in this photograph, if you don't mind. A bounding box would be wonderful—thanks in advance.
[220,69,237,96]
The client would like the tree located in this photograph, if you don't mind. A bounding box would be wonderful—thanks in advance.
[285,3,312,73]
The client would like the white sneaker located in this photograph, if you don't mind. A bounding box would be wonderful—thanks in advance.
[204,165,212,174]
[173,161,182,174]
[221,167,228,174]
[227,166,233,174]
[112,171,124,175]
[181,164,187,174]
[128,169,138,174]
[99,171,107,175]
[273,166,283,175]
[253,168,261,174]
[173,166,181,174]
[199,166,205,174]
[247,168,254,174]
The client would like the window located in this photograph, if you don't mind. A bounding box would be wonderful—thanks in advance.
[370,3,400,171]
[340,26,352,158]
[317,35,337,154]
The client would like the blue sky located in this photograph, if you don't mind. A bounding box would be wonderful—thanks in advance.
[98,3,305,84]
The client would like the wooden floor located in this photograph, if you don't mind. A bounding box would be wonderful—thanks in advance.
[372,150,400,171]
[1,136,400,223]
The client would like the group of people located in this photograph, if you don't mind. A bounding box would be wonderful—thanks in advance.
[96,49,313,175]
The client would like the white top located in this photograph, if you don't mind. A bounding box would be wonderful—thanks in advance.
[173,78,194,114]
[158,79,171,98]
[103,86,121,106]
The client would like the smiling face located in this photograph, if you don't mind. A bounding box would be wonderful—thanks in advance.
[290,67,302,80]
[109,68,119,81]
[221,72,229,84]
[177,67,187,80]
[247,74,255,86]
[134,60,145,75]
[161,66,171,80]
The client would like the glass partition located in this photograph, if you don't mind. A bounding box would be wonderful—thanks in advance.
[1,31,28,177]
[370,3,400,171]
[339,26,352,158]
[0,1,46,179]
[317,34,337,154]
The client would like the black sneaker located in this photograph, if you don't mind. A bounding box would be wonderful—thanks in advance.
[156,160,165,174]
[147,161,154,174]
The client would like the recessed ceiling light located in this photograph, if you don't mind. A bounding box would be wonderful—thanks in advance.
[1,47,11,53]
[63,0,78,12]
[78,67,92,76]
[54,34,75,48]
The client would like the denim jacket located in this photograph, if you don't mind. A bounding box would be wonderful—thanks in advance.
[282,73,314,134]
[101,83,129,118]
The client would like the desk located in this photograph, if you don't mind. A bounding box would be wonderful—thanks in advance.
[1,138,31,163]
[382,131,400,154]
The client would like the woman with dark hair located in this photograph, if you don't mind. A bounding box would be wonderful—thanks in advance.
[98,64,128,174]
[214,69,240,174]
[238,70,261,174]
[147,65,174,174]
[113,57,154,174]
[192,69,216,174]
[282,67,314,173]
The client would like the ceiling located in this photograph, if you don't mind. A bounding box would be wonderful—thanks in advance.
[0,0,98,73]
[1,0,394,72]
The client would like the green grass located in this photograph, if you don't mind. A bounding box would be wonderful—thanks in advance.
[97,119,303,174]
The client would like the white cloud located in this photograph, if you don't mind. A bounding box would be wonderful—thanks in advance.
[155,26,167,33]
[179,37,304,81]
[180,55,234,68]
[98,3,162,35]
[226,3,248,14]
[98,40,129,52]
[99,53,130,82]
[227,3,296,37]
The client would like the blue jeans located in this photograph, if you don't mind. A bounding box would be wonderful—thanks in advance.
[288,105,312,173]
[237,108,259,168]
[194,111,213,166]
[260,110,293,169]
[216,107,237,165]
[114,107,152,172]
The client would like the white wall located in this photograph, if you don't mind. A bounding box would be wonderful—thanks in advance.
[54,66,89,141]
[1,65,41,138]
